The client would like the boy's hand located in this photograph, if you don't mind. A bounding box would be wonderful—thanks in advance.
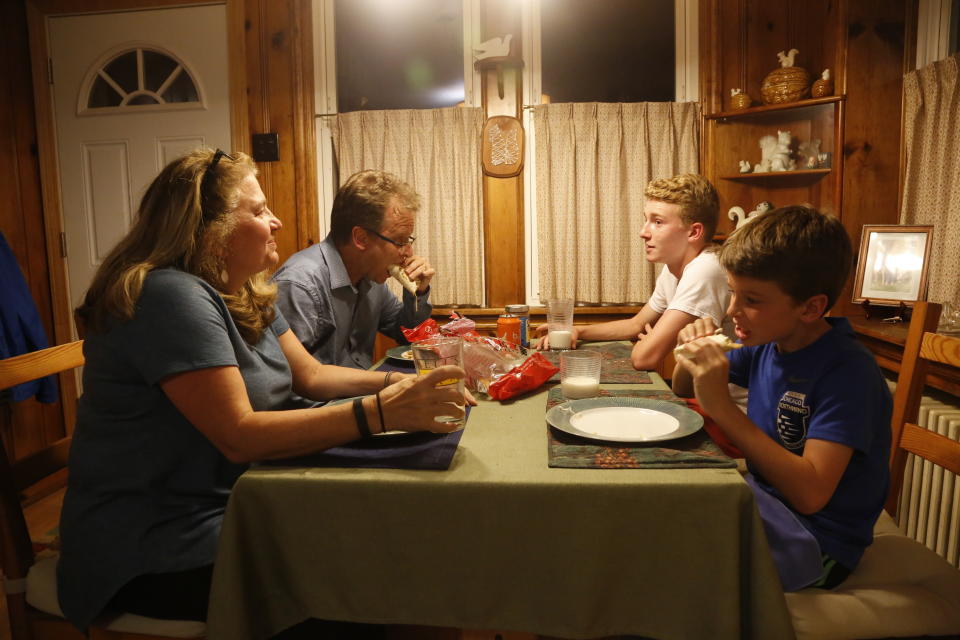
[674,338,732,416]
[676,317,719,346]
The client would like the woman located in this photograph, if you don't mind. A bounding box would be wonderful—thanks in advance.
[57,149,466,631]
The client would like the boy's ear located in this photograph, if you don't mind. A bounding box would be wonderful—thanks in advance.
[687,221,705,242]
[799,294,829,321]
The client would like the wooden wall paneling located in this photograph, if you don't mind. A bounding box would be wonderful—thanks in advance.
[835,0,912,316]
[479,0,524,309]
[3,1,71,461]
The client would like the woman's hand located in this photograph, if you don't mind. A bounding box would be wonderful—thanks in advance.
[378,365,469,433]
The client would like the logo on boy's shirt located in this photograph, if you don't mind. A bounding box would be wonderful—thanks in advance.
[777,391,810,449]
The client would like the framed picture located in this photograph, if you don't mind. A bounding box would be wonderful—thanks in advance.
[852,225,934,305]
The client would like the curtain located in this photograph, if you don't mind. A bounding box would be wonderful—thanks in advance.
[532,102,700,304]
[333,107,485,306]
[901,53,960,305]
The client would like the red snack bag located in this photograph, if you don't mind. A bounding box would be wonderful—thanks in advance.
[401,318,439,342]
[487,352,559,401]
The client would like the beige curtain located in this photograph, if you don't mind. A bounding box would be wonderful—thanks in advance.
[333,107,485,306]
[532,102,701,303]
[901,53,960,305]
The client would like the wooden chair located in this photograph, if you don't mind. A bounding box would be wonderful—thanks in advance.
[785,302,960,640]
[0,341,205,639]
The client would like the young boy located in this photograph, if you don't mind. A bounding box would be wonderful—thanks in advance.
[535,174,732,372]
[672,205,891,591]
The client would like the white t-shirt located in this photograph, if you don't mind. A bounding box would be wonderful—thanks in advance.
[647,250,747,409]
[647,249,732,334]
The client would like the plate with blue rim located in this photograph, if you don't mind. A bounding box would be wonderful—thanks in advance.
[546,396,703,443]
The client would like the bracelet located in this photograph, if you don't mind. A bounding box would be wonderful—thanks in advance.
[383,371,394,388]
[375,391,387,433]
[352,396,371,438]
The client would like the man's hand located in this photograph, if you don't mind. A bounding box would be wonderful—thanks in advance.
[403,256,435,293]
[532,323,579,350]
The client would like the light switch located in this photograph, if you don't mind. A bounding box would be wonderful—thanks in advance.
[252,133,280,162]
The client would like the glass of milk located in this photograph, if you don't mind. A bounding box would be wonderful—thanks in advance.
[560,350,601,399]
[546,298,574,350]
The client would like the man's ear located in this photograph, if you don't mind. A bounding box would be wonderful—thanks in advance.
[687,221,706,242]
[799,293,829,321]
[351,226,370,251]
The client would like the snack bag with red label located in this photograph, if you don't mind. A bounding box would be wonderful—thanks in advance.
[487,352,559,401]
[400,318,439,343]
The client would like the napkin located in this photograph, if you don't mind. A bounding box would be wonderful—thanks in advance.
[545,388,736,469]
[264,426,465,471]
[540,342,651,384]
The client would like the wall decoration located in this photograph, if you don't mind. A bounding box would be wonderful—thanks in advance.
[853,225,934,305]
[481,115,524,177]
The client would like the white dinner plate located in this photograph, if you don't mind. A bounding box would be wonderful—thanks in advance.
[546,397,703,443]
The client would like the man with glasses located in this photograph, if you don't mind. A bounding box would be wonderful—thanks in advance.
[273,170,435,369]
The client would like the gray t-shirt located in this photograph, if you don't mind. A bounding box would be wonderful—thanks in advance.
[57,268,293,630]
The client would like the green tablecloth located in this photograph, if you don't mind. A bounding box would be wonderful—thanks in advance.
[207,374,795,640]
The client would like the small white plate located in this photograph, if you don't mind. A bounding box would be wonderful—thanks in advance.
[546,397,703,443]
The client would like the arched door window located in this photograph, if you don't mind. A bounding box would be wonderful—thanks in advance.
[81,46,203,113]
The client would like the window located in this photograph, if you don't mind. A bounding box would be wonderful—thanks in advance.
[334,0,466,111]
[83,47,201,112]
[522,0,697,305]
[540,0,676,103]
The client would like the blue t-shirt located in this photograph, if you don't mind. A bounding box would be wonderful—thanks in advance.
[727,317,891,569]
[57,269,294,630]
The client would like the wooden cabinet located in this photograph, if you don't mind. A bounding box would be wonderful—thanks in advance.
[704,95,845,235]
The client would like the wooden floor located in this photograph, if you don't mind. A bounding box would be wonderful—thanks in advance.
[1,487,65,640]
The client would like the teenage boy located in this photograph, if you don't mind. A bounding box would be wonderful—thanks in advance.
[672,205,892,591]
[535,174,731,372]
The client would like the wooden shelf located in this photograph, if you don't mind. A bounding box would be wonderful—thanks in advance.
[720,168,831,180]
[706,95,845,121]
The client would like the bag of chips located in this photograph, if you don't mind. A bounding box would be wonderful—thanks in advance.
[487,352,558,401]
[400,318,439,342]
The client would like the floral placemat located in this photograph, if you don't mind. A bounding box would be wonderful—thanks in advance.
[540,342,651,384]
[546,388,737,469]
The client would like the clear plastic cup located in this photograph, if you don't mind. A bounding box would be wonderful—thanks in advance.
[547,298,574,350]
[560,350,601,399]
[411,336,465,429]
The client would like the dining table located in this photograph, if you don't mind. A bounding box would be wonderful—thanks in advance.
[206,343,796,640]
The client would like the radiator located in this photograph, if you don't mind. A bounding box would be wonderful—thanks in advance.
[895,390,960,569]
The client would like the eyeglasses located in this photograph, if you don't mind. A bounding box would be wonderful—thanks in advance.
[362,227,416,248]
[200,149,236,206]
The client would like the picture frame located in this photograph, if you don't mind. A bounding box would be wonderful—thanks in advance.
[852,225,934,305]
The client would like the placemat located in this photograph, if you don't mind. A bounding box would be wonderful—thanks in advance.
[545,388,736,469]
[540,342,651,384]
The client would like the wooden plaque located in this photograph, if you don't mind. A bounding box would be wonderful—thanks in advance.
[481,115,524,178]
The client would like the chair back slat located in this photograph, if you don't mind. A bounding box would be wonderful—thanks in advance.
[885,302,960,516]
[0,341,84,390]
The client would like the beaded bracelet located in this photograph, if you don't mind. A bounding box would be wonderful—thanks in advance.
[375,391,387,433]
[352,396,371,438]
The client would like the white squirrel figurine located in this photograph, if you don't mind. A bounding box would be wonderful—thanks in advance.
[728,201,774,229]
[755,130,795,172]
[738,160,752,173]
[776,48,799,68]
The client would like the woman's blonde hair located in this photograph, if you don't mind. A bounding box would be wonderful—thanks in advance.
[76,148,277,344]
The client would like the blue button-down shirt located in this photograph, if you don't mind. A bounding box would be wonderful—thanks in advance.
[272,236,431,369]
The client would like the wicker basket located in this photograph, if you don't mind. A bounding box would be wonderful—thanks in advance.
[730,92,752,110]
[760,66,811,105]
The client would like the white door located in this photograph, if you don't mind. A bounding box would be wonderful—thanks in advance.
[48,5,230,308]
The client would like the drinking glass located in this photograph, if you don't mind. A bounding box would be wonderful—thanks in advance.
[560,350,601,399]
[411,336,465,429]
[547,298,574,350]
